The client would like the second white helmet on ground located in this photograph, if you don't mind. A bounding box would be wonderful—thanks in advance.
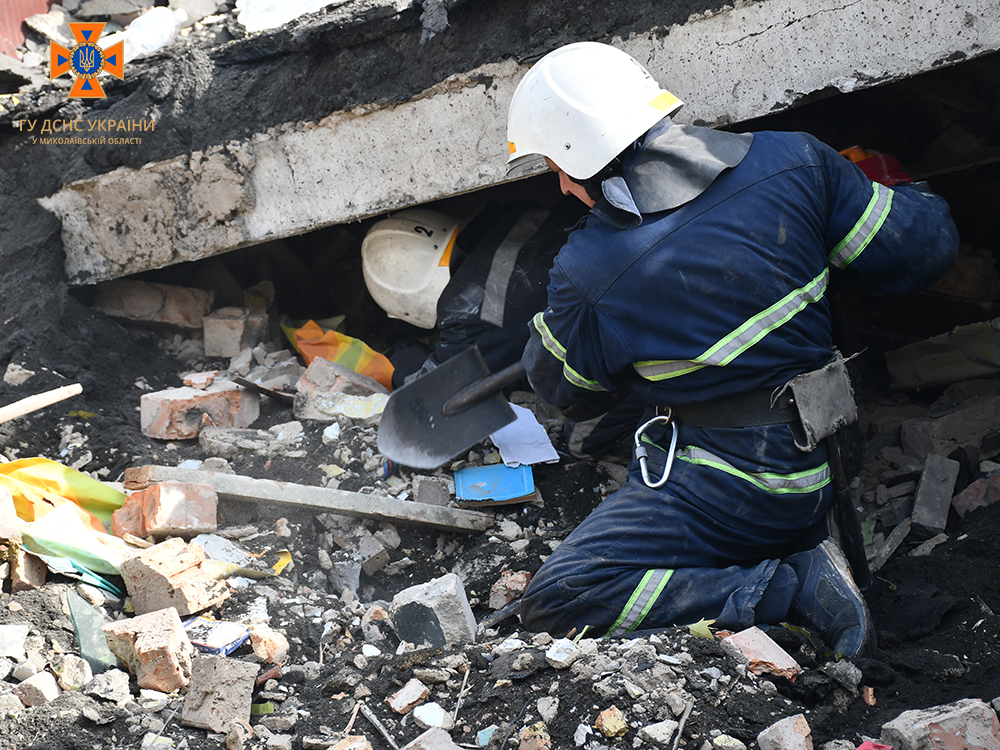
[361,209,461,329]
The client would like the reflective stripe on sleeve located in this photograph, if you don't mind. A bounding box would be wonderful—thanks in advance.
[634,268,829,381]
[828,181,893,269]
[674,445,831,494]
[604,568,674,638]
[532,312,607,392]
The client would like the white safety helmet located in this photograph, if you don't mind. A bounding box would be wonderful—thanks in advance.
[506,42,684,180]
[361,209,461,329]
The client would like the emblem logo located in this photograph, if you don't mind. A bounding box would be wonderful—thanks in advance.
[50,23,124,99]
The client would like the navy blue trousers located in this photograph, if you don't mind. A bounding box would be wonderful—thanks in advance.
[519,421,832,638]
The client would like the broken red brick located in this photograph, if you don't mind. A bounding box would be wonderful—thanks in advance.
[758,713,811,750]
[183,370,219,389]
[140,384,259,440]
[249,624,290,665]
[103,607,195,692]
[95,279,214,328]
[113,482,218,539]
[722,627,802,681]
[255,665,282,687]
[203,307,269,358]
[119,536,230,616]
[952,473,1000,518]
[489,570,532,610]
[387,678,429,714]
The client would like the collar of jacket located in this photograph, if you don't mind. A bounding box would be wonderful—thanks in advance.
[591,120,754,229]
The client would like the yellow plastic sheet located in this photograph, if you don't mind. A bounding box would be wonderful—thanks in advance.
[0,457,126,532]
[282,319,394,391]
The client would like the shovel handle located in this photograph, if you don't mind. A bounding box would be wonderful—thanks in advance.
[442,362,526,417]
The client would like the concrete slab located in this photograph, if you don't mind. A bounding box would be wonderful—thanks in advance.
[33,0,1000,284]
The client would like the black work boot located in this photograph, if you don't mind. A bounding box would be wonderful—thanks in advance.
[784,538,873,658]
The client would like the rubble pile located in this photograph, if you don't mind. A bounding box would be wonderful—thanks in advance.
[0,274,997,750]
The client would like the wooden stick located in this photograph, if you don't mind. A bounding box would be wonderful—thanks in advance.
[0,383,82,425]
[124,464,496,533]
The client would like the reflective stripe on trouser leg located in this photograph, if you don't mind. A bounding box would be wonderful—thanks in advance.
[604,568,674,638]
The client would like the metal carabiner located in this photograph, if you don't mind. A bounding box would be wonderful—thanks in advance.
[633,409,678,489]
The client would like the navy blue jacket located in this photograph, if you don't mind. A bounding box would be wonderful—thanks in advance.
[524,128,959,410]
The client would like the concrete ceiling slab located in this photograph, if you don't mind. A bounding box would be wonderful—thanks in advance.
[28,0,1000,283]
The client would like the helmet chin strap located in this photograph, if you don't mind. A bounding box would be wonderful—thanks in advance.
[577,158,622,203]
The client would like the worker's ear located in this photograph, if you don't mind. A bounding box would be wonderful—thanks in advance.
[840,146,913,186]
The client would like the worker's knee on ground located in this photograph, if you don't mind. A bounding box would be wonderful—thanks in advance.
[517,574,571,634]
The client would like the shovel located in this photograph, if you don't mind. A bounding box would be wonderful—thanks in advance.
[377,346,526,469]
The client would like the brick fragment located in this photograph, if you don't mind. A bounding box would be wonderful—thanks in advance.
[249,624,289,665]
[911,453,960,539]
[182,654,258,733]
[757,713,812,750]
[721,627,802,681]
[95,280,214,328]
[102,607,194,692]
[113,483,218,539]
[204,307,269,358]
[11,549,47,592]
[387,677,429,714]
[183,370,219,389]
[952,473,1000,518]
[881,698,1000,750]
[489,570,532,610]
[119,537,230,616]
[12,671,62,706]
[140,384,259,440]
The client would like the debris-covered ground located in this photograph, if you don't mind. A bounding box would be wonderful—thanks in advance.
[2,2,1000,750]
[1,282,1000,750]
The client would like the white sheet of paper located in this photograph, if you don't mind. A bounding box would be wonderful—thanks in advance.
[489,403,560,467]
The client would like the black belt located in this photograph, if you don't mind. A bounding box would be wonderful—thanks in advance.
[670,387,798,428]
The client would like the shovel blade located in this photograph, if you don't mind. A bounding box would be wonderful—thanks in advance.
[377,347,517,469]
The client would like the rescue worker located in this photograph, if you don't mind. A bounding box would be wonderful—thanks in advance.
[365,200,643,460]
[505,42,959,656]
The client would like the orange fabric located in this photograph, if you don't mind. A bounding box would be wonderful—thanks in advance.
[0,457,126,532]
[284,320,394,391]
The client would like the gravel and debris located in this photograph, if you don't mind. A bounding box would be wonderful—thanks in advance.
[0,298,999,750]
